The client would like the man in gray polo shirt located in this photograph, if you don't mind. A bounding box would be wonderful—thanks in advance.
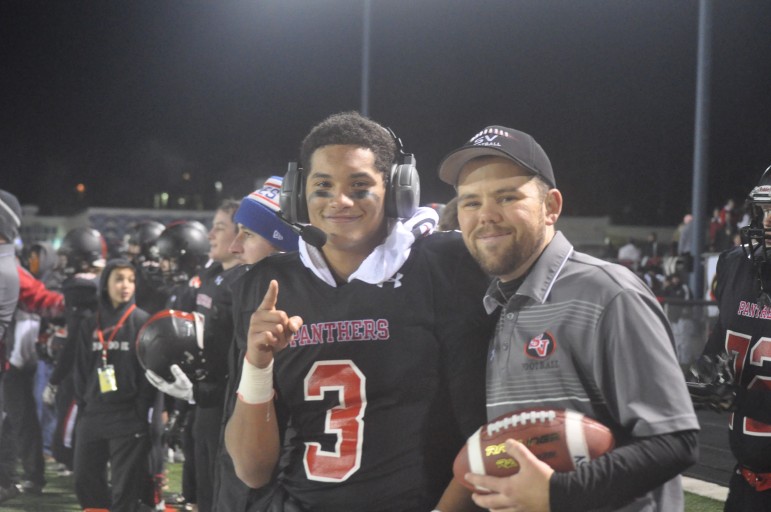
[437,127,700,512]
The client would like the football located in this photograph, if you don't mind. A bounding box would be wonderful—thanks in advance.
[453,408,614,491]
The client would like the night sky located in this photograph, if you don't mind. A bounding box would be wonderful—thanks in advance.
[2,0,770,225]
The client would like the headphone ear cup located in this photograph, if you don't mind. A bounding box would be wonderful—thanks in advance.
[386,163,420,219]
[280,163,309,224]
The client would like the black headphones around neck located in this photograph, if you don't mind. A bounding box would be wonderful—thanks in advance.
[279,129,420,224]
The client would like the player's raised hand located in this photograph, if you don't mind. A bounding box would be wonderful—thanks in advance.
[246,280,303,368]
[467,439,553,512]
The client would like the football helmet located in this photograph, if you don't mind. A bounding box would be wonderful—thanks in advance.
[739,165,771,306]
[136,309,207,382]
[57,227,107,275]
[122,220,165,263]
[156,220,209,283]
[739,166,771,263]
[741,165,771,262]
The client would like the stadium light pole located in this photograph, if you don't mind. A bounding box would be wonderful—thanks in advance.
[690,0,713,298]
[360,0,371,116]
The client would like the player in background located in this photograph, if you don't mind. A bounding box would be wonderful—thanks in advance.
[187,200,240,512]
[122,220,167,314]
[437,125,699,512]
[144,181,301,512]
[146,199,239,512]
[225,112,493,512]
[47,227,107,477]
[122,220,172,510]
[154,220,210,510]
[157,220,210,313]
[689,165,771,511]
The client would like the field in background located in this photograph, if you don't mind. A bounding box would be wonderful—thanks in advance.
[0,459,724,511]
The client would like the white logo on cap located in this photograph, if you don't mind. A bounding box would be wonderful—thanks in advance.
[273,230,284,240]
[473,134,502,147]
[469,128,511,142]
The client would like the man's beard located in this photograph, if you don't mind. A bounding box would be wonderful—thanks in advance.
[468,219,545,279]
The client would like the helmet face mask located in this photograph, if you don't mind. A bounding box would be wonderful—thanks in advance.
[122,221,164,265]
[741,165,771,266]
[159,257,184,283]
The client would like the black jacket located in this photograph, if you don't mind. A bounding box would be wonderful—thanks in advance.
[73,259,152,437]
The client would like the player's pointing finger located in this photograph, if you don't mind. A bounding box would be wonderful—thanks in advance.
[258,280,279,311]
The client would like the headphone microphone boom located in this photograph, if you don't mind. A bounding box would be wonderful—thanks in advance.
[275,211,327,249]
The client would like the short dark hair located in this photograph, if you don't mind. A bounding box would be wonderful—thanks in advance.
[299,111,396,178]
[218,198,241,229]
[217,197,241,233]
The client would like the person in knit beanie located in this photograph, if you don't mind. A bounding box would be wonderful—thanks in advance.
[230,176,299,261]
[209,176,299,512]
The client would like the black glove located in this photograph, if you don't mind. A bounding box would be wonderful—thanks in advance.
[686,352,737,412]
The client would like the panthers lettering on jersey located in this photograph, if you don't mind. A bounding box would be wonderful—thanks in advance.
[291,319,389,346]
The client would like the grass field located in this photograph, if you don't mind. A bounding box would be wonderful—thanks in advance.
[0,459,184,512]
[0,459,725,511]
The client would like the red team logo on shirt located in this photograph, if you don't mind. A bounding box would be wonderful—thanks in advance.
[525,332,556,359]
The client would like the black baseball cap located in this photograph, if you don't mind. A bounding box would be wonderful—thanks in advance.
[438,126,555,188]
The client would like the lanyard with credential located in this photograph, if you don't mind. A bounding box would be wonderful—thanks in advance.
[96,304,136,368]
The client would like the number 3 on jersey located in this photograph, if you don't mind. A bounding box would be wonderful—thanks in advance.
[303,360,367,482]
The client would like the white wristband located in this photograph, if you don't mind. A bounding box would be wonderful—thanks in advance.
[237,357,275,405]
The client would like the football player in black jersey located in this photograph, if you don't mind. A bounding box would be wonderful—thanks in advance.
[47,227,106,476]
[149,220,210,510]
[122,220,168,315]
[143,183,300,512]
[693,165,771,511]
[146,201,241,512]
[225,112,493,512]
